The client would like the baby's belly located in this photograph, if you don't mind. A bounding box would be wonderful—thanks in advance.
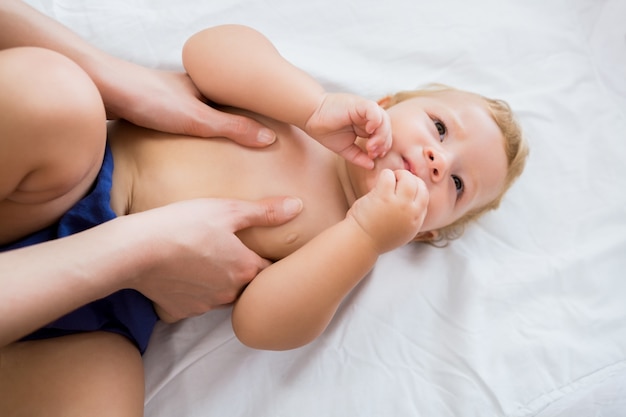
[107,119,348,262]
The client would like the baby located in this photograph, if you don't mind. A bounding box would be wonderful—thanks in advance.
[0,24,527,415]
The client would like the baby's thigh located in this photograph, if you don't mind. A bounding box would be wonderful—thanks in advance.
[0,47,106,243]
[0,332,144,417]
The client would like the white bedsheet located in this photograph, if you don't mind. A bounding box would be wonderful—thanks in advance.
[27,0,626,416]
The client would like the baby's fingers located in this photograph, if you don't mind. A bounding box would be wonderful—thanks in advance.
[363,109,392,159]
[373,169,397,196]
[394,170,429,232]
[340,144,375,170]
[394,170,419,199]
[394,170,428,203]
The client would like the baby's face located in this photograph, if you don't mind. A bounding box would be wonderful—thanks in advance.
[351,91,508,233]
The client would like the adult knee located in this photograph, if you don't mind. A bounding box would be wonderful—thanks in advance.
[0,47,106,221]
[0,47,105,128]
[0,333,144,417]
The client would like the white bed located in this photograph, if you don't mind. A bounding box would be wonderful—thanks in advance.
[27,0,626,416]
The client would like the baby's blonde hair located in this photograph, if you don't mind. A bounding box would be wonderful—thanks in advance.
[379,84,529,243]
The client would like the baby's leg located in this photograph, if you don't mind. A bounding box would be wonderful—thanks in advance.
[0,332,145,417]
[0,47,106,244]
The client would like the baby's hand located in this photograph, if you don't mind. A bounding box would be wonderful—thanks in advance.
[347,169,429,253]
[304,93,392,169]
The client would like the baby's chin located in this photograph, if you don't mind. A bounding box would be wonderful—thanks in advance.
[345,160,376,200]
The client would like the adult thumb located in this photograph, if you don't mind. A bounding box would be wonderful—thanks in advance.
[233,197,303,231]
[190,103,276,147]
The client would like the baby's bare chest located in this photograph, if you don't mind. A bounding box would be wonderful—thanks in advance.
[110,122,349,261]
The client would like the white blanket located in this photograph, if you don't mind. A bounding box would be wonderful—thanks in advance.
[27,0,626,416]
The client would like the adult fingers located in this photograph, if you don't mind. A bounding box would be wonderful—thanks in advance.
[228,196,303,231]
[188,104,277,147]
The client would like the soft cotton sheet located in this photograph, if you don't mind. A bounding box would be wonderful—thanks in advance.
[26,0,626,416]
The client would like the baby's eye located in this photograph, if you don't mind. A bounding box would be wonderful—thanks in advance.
[434,120,447,141]
[452,175,464,195]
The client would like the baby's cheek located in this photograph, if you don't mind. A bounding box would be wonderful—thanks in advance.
[422,197,447,232]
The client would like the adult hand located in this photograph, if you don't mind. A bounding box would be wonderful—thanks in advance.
[122,196,303,323]
[98,62,277,147]
[0,196,301,345]
[0,1,277,148]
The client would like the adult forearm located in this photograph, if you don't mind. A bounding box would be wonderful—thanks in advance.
[0,197,303,347]
[0,0,144,118]
[0,218,143,347]
[0,1,103,66]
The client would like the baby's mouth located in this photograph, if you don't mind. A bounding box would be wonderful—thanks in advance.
[402,157,416,176]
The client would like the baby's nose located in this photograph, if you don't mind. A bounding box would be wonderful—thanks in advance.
[424,148,449,183]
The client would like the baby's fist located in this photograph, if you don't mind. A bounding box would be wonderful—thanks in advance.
[348,169,428,253]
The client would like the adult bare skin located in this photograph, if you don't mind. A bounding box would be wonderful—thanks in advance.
[0,196,303,347]
[0,0,302,347]
[0,0,278,144]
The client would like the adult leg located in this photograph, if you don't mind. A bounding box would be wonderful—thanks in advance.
[0,47,107,244]
[0,332,145,417]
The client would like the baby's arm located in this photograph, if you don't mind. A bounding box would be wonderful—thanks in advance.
[182,24,390,169]
[232,170,428,350]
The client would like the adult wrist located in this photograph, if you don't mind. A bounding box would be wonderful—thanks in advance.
[75,50,135,120]
[99,215,164,291]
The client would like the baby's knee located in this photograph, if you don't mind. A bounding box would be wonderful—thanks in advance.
[0,47,105,125]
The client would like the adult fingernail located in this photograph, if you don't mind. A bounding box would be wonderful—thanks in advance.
[257,128,276,144]
[283,198,303,216]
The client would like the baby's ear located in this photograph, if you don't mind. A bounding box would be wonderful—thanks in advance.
[412,230,439,242]
[377,96,392,108]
